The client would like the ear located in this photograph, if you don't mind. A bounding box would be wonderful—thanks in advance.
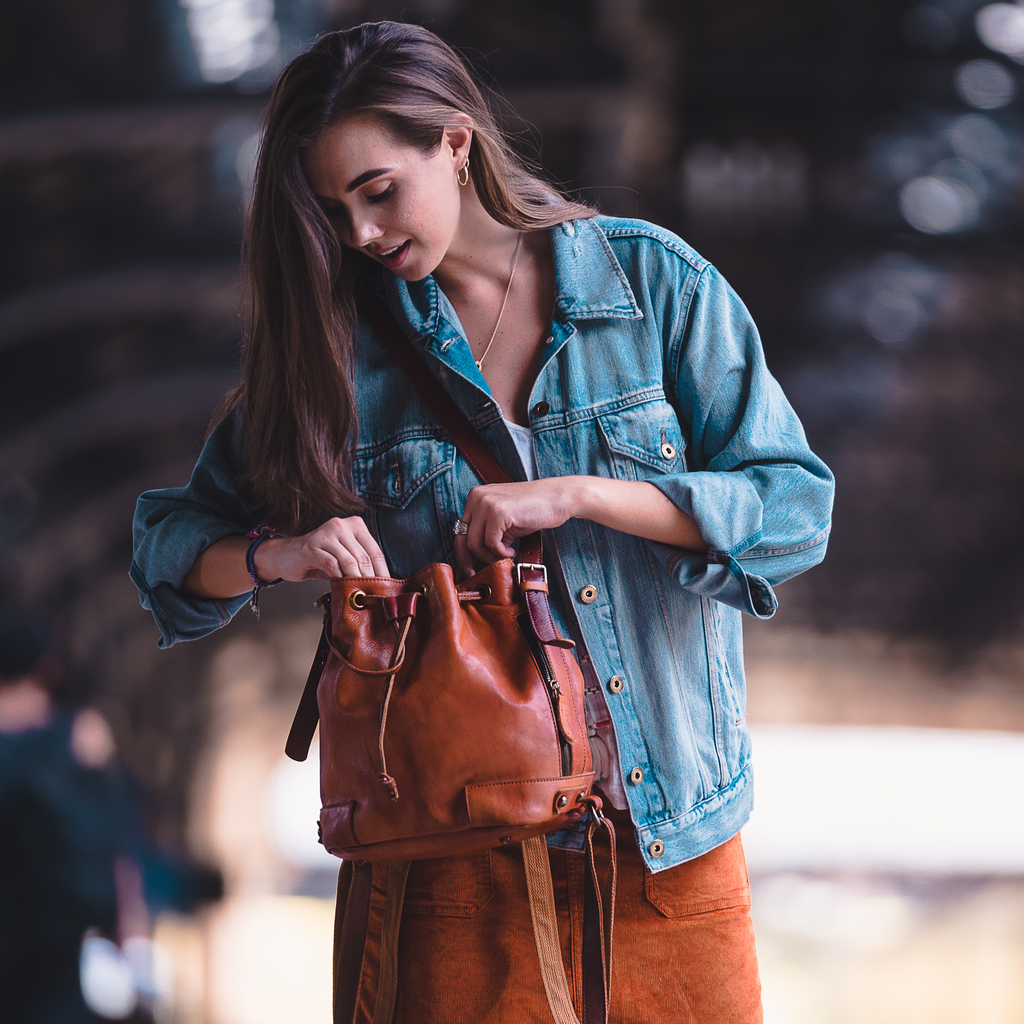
[443,117,474,169]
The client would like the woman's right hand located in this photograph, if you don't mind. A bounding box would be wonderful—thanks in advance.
[256,516,391,581]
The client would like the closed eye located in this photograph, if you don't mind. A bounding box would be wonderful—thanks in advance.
[367,183,396,205]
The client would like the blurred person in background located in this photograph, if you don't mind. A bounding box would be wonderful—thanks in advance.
[0,606,148,1023]
[131,20,833,1024]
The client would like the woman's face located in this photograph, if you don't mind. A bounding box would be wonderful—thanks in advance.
[302,114,470,281]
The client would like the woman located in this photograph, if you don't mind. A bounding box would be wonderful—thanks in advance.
[132,20,833,1024]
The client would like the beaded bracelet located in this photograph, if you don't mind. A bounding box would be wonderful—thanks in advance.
[246,524,286,618]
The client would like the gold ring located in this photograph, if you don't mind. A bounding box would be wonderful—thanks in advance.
[453,519,469,536]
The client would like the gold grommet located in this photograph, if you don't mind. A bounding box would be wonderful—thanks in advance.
[579,584,597,604]
[608,675,624,693]
[478,584,491,600]
[649,840,665,858]
[349,590,367,610]
[556,794,569,809]
[629,766,644,784]
[417,584,429,596]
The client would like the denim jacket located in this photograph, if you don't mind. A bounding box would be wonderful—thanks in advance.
[131,216,834,872]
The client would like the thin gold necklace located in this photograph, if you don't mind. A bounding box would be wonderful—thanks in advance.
[475,232,524,371]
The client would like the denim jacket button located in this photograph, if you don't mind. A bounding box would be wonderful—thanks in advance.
[648,840,665,858]
[661,441,676,459]
[532,401,550,417]
[608,675,624,693]
[579,584,598,603]
[629,766,644,784]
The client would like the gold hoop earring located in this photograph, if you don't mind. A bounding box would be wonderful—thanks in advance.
[457,160,470,186]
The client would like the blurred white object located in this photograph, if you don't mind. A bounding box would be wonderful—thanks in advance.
[80,934,137,1019]
[744,725,1024,873]
[899,175,980,233]
[954,58,1017,109]
[180,0,280,83]
[265,748,339,870]
[753,874,918,952]
[123,936,174,1004]
[976,3,1024,58]
[944,113,1009,171]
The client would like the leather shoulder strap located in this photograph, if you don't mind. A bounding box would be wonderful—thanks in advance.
[360,296,513,488]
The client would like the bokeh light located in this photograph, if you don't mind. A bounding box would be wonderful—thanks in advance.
[954,58,1017,108]
[976,2,1024,59]
[899,175,980,233]
[180,0,281,83]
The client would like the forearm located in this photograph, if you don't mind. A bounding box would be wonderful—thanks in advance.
[181,516,391,597]
[566,476,707,552]
[181,535,253,598]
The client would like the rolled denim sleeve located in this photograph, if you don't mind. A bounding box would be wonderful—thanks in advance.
[647,264,834,617]
[130,410,255,647]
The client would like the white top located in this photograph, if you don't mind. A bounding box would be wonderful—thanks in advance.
[503,419,538,481]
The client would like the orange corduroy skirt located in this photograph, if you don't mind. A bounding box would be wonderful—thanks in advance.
[335,805,763,1024]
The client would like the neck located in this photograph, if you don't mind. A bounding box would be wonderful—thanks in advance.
[432,185,521,299]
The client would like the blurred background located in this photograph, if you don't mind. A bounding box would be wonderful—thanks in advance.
[1,0,1023,1020]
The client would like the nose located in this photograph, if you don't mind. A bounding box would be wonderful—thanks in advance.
[350,211,384,248]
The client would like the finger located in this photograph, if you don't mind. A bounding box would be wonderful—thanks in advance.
[454,532,474,581]
[483,515,516,560]
[349,518,391,577]
[322,537,376,578]
[464,510,489,566]
[310,550,344,580]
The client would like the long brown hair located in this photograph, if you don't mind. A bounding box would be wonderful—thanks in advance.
[224,20,596,534]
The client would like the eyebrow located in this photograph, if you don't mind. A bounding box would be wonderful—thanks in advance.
[346,167,393,192]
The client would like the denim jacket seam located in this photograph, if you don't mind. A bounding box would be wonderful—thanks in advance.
[665,264,712,405]
[600,221,710,275]
[529,386,666,433]
[354,429,451,459]
[637,758,752,836]
[355,456,455,507]
[721,528,766,560]
[740,525,831,559]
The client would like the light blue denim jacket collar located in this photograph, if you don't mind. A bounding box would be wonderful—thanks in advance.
[382,219,642,381]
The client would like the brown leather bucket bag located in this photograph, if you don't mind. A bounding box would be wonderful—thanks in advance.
[295,541,595,859]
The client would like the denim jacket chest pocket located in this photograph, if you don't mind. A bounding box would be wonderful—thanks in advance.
[596,398,688,480]
[353,434,456,578]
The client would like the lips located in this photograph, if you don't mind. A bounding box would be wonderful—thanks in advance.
[375,240,411,269]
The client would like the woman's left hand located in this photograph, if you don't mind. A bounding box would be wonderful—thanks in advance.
[453,475,708,581]
[455,479,573,579]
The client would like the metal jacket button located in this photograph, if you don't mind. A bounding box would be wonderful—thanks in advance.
[608,675,624,693]
[661,441,676,460]
[579,584,597,603]
[629,766,644,784]
[532,401,550,417]
[648,840,665,858]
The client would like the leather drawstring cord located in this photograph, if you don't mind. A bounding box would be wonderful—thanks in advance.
[377,611,415,801]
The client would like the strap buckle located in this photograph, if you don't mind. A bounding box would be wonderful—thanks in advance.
[516,562,548,586]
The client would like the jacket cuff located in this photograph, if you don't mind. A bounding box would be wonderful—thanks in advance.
[130,561,249,648]
[650,543,778,618]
